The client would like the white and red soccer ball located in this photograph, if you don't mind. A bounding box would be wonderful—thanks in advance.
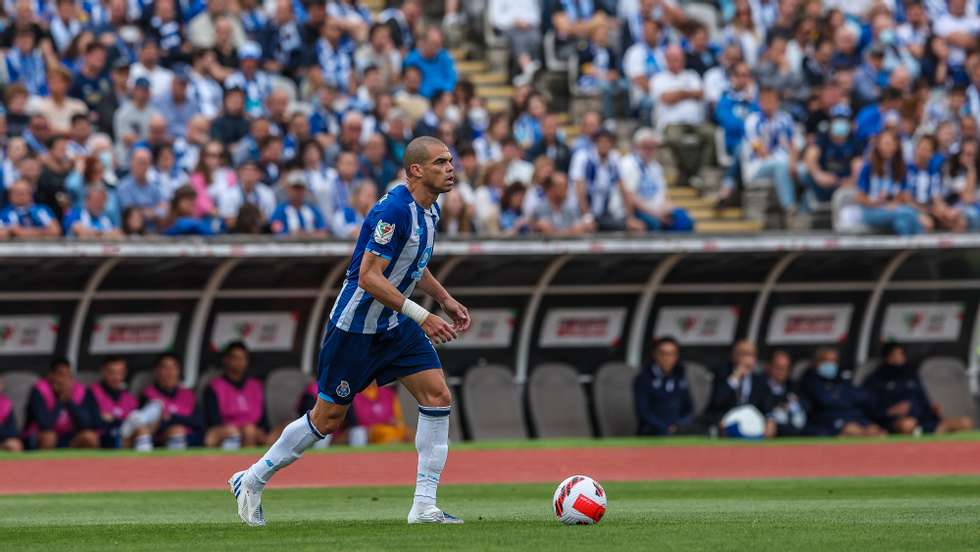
[553,475,607,525]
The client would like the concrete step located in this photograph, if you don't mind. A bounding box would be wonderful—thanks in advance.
[476,84,514,98]
[695,219,764,233]
[487,98,509,113]
[667,187,699,199]
[688,207,743,220]
[457,60,490,74]
[671,196,716,209]
[469,72,508,85]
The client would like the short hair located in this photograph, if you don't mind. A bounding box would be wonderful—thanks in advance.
[70,112,89,126]
[881,341,904,358]
[154,352,180,368]
[653,336,680,350]
[102,355,126,366]
[47,66,71,83]
[403,136,446,171]
[223,340,248,356]
[49,357,71,372]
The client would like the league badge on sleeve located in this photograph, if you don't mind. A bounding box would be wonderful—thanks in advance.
[373,220,395,245]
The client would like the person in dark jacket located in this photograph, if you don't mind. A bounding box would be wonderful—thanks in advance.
[707,340,767,424]
[800,347,885,437]
[757,350,807,437]
[863,343,973,435]
[633,336,701,436]
[23,358,100,449]
[0,380,23,451]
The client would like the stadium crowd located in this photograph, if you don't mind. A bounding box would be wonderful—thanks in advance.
[2,0,980,237]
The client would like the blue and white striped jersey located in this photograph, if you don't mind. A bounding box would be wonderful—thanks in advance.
[328,184,440,334]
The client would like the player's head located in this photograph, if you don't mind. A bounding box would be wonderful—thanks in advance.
[404,136,454,193]
[652,336,680,373]
[153,353,182,389]
[100,355,128,390]
[222,340,250,380]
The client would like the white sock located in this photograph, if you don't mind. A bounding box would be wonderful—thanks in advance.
[134,434,153,452]
[166,434,187,450]
[246,411,324,489]
[312,434,332,449]
[348,426,368,447]
[413,405,450,509]
[221,435,241,450]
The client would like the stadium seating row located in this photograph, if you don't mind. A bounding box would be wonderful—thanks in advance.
[2,357,976,441]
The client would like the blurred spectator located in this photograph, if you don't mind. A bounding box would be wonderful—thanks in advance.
[350,382,410,444]
[270,172,329,236]
[741,87,800,216]
[499,181,530,235]
[129,39,174,99]
[623,18,665,124]
[112,77,156,161]
[187,0,246,50]
[569,129,625,231]
[64,185,121,238]
[404,26,456,99]
[864,343,974,435]
[260,0,305,78]
[117,147,166,229]
[23,358,99,449]
[29,67,87,135]
[758,350,806,437]
[0,378,23,452]
[474,160,508,233]
[140,353,201,450]
[203,341,270,449]
[633,336,700,436]
[214,159,275,230]
[653,44,713,185]
[5,26,47,96]
[0,179,62,238]
[162,185,223,236]
[360,133,399,191]
[152,67,197,139]
[903,135,957,232]
[531,172,596,235]
[946,137,980,230]
[188,140,228,216]
[854,130,923,235]
[800,105,862,207]
[121,206,148,236]
[527,114,571,172]
[225,41,273,117]
[89,356,154,450]
[489,0,542,86]
[356,23,402,88]
[4,85,32,138]
[708,340,765,425]
[95,59,131,140]
[684,23,716,76]
[575,21,627,118]
[334,179,378,238]
[800,347,885,437]
[36,136,76,216]
[620,128,694,232]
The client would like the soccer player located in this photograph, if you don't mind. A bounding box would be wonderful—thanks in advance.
[230,136,470,526]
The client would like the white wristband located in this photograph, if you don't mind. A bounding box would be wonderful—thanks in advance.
[401,298,430,325]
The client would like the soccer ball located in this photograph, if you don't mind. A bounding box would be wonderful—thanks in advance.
[552,475,607,525]
[721,404,766,439]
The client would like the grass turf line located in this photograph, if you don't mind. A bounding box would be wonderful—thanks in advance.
[4,431,980,461]
[1,477,978,551]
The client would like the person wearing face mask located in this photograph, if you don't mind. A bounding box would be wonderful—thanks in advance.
[800,347,885,437]
[801,104,863,207]
[863,343,974,435]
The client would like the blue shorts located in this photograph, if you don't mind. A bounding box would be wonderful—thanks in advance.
[316,321,441,405]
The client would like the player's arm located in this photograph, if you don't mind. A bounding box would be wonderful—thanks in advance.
[358,252,459,344]
[418,268,471,332]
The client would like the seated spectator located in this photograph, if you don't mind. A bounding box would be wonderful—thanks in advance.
[214,160,276,231]
[122,206,147,236]
[855,88,902,142]
[403,27,456,99]
[741,87,800,217]
[36,136,76,216]
[864,343,974,435]
[652,45,714,185]
[502,138,534,185]
[360,133,399,191]
[270,173,329,237]
[474,160,508,234]
[754,34,808,112]
[707,340,766,428]
[575,21,627,118]
[946,137,980,230]
[203,341,270,449]
[800,347,885,437]
[550,0,608,55]
[684,23,716,76]
[569,129,626,231]
[334,180,378,238]
[633,336,701,436]
[23,358,99,449]
[89,356,154,450]
[758,350,807,438]
[209,87,251,145]
[526,114,572,173]
[513,93,546,151]
[154,144,188,202]
[313,16,355,94]
[224,42,273,117]
[141,353,201,450]
[188,141,230,218]
[531,173,596,236]
[112,78,157,163]
[355,23,403,89]
[472,113,508,164]
[0,179,62,238]
[28,67,87,136]
[5,26,48,97]
[800,105,862,207]
[393,66,431,127]
[499,181,530,235]
[0,379,23,452]
[63,185,121,239]
[855,130,923,235]
[162,185,223,236]
[117,147,167,230]
[903,135,957,232]
[351,382,410,444]
[623,18,664,125]
[129,39,174,99]
[488,0,542,86]
[619,128,694,232]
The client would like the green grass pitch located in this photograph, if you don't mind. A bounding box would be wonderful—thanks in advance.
[2,477,979,551]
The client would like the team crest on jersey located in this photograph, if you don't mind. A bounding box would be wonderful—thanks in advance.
[336,380,351,398]
[373,220,395,244]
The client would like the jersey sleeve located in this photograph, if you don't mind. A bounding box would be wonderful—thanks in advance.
[364,200,410,261]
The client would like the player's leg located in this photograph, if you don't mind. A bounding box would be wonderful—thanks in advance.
[399,368,461,524]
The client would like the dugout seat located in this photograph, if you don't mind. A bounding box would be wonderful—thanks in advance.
[462,364,527,440]
[75,371,100,386]
[129,370,154,398]
[528,363,591,438]
[593,362,637,437]
[684,361,714,416]
[397,382,463,442]
[853,358,880,386]
[195,368,221,399]
[2,371,37,431]
[791,359,811,382]
[265,368,309,429]
[920,357,979,425]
